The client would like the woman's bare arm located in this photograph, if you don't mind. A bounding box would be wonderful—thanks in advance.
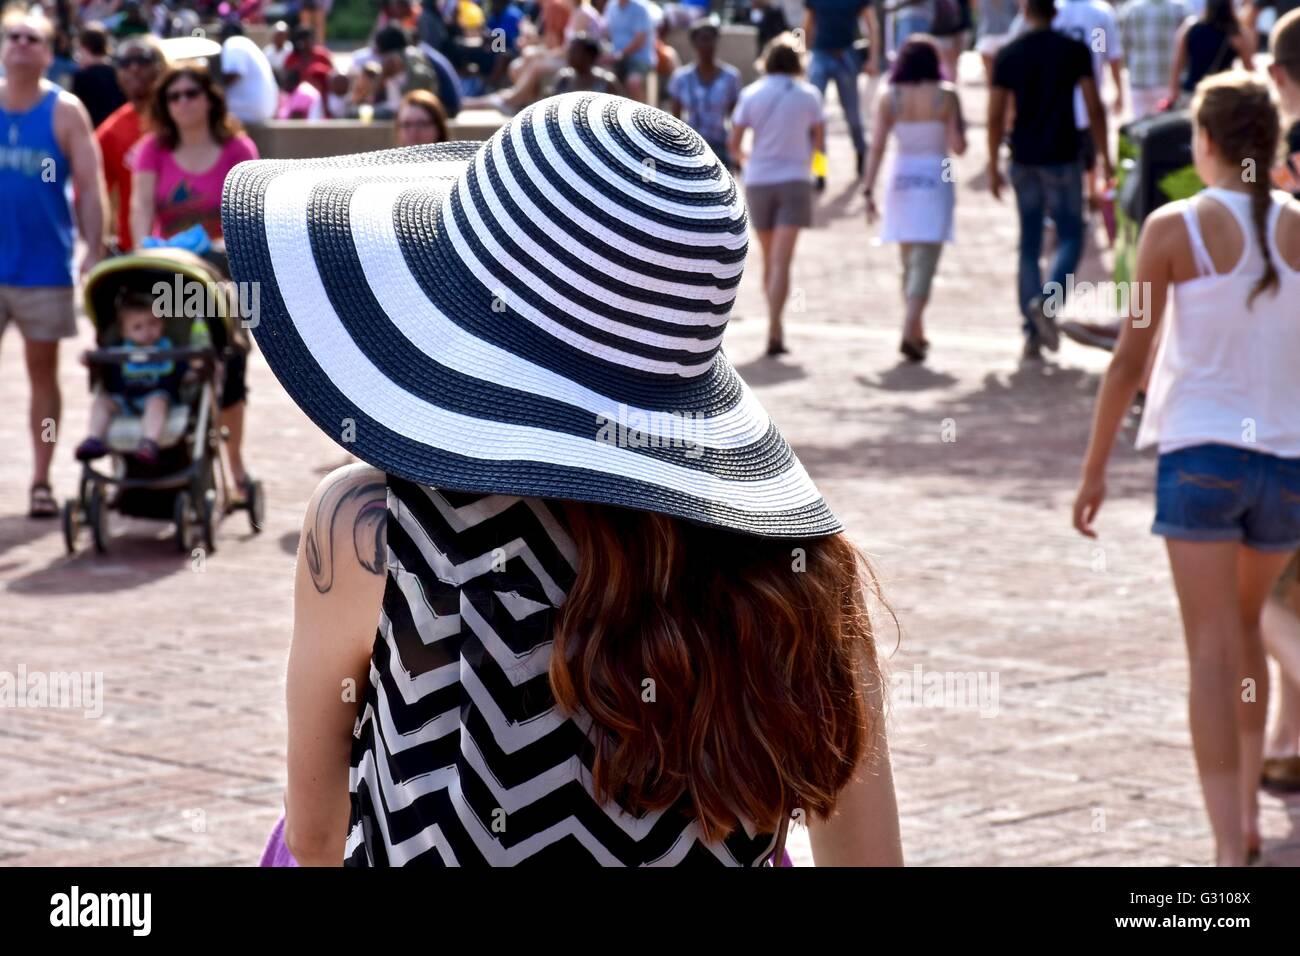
[807,658,904,866]
[129,169,156,250]
[284,462,389,866]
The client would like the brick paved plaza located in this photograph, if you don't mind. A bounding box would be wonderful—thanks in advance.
[2,68,1297,866]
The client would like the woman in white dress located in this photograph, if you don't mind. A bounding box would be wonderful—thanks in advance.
[861,35,966,362]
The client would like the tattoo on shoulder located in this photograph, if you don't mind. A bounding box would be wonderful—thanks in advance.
[304,471,388,593]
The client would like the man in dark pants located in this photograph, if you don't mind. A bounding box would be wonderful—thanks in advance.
[803,0,881,177]
[988,0,1113,360]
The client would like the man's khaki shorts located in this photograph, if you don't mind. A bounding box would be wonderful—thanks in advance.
[0,285,78,342]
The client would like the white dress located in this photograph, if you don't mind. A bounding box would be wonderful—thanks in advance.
[881,86,956,245]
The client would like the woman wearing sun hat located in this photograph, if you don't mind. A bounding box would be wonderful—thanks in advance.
[223,92,902,867]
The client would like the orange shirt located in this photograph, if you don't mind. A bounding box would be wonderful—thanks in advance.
[97,102,145,251]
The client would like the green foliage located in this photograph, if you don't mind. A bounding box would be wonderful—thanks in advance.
[328,0,378,43]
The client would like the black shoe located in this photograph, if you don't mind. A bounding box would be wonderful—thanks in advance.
[899,339,927,363]
[766,341,789,357]
[1027,295,1060,351]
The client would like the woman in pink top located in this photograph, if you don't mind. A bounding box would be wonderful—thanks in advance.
[130,64,259,246]
[129,63,260,502]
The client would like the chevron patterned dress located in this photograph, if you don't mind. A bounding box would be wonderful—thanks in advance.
[344,476,781,866]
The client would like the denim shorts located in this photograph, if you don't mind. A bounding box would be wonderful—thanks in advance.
[1153,443,1300,552]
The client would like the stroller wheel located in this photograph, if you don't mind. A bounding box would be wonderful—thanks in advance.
[174,491,195,553]
[62,499,79,555]
[88,484,110,555]
[200,491,218,555]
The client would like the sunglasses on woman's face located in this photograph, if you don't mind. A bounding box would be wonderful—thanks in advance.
[117,53,157,69]
[167,87,205,104]
[5,30,46,46]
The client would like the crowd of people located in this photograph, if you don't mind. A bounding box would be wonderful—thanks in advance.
[3,0,1300,867]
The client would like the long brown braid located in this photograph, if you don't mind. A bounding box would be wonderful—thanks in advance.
[1192,71,1283,306]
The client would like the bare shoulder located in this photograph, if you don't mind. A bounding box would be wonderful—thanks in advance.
[53,87,94,141]
[54,86,93,123]
[1139,202,1188,247]
[300,463,388,595]
[1277,194,1300,264]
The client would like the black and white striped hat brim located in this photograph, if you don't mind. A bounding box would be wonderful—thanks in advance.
[221,93,840,538]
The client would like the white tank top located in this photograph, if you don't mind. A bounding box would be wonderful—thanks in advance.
[1137,187,1300,456]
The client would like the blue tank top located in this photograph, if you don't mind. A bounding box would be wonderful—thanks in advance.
[0,88,74,287]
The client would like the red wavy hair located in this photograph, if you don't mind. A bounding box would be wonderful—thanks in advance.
[550,502,887,841]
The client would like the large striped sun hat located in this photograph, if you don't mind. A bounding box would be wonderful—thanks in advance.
[221,92,840,538]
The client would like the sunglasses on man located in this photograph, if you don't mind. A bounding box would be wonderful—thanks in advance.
[116,52,158,69]
[5,30,46,46]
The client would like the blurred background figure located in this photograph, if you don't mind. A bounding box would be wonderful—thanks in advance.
[262,20,292,73]
[219,20,277,126]
[1118,0,1188,119]
[728,33,825,358]
[552,31,623,93]
[606,0,655,101]
[668,17,741,168]
[70,22,124,127]
[283,24,335,107]
[0,7,106,518]
[1169,0,1255,108]
[394,88,448,145]
[973,0,1019,86]
[862,34,966,363]
[299,0,331,45]
[96,33,162,254]
[277,66,324,119]
[804,0,880,178]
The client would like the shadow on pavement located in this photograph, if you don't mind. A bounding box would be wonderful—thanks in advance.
[731,354,807,387]
[794,359,1154,506]
[7,530,194,595]
[0,513,58,561]
[859,360,960,392]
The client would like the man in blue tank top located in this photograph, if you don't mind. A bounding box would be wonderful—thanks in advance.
[0,8,107,517]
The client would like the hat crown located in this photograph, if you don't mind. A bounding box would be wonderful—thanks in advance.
[443,93,748,380]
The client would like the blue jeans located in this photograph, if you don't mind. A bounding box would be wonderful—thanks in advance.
[807,49,866,157]
[1154,444,1300,552]
[894,11,930,51]
[1009,160,1084,340]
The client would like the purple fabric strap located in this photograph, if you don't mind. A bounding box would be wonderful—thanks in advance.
[258,816,299,867]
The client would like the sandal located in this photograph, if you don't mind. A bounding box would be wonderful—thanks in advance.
[765,341,789,357]
[29,482,58,519]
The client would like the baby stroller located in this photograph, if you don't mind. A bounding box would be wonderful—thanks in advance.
[63,249,265,555]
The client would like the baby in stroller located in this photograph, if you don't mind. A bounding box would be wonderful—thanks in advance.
[73,289,196,467]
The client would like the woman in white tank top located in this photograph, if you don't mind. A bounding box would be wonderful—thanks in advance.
[1074,71,1300,866]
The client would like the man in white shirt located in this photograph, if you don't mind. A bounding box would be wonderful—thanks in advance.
[219,24,278,125]
[263,21,293,74]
